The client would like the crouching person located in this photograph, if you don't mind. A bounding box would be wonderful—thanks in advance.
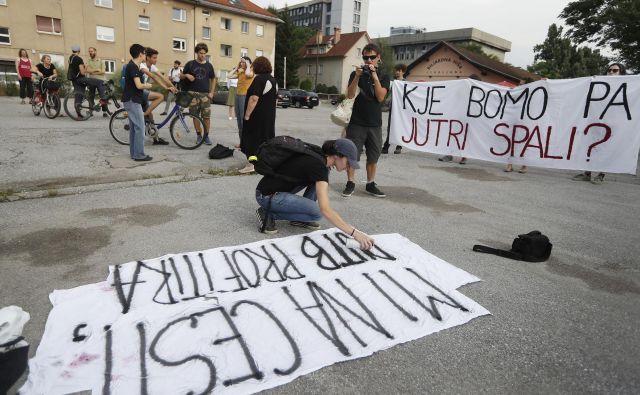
[255,138,375,250]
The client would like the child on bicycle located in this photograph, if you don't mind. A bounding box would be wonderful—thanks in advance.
[140,47,177,145]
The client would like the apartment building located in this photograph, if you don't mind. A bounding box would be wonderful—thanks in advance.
[0,0,280,82]
[279,0,368,36]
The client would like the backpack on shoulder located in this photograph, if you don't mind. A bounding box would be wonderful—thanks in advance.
[67,55,80,81]
[248,135,324,183]
[472,231,552,262]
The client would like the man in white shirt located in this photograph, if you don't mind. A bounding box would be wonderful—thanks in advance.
[140,47,177,145]
[161,60,182,115]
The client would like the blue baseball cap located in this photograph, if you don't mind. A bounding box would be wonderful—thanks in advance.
[334,138,359,169]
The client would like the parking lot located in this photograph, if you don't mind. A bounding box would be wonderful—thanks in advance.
[1,96,639,394]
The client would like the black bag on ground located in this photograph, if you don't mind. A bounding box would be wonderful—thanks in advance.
[208,144,234,159]
[248,135,324,183]
[472,231,552,262]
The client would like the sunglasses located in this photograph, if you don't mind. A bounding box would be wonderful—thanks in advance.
[362,55,378,61]
[608,68,620,73]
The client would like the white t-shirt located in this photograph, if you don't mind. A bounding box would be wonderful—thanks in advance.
[168,66,182,83]
[139,62,158,84]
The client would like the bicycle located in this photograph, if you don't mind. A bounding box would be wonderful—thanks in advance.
[108,91,206,150]
[31,76,61,119]
[63,79,121,121]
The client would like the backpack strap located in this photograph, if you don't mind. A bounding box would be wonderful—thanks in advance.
[472,244,523,261]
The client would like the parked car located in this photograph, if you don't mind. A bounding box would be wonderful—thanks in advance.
[212,83,229,105]
[289,89,319,109]
[276,89,290,108]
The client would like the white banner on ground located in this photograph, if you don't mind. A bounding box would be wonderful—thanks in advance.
[21,230,489,395]
[390,76,640,174]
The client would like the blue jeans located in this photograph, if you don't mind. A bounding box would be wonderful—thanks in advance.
[235,94,246,140]
[255,184,321,223]
[124,101,146,159]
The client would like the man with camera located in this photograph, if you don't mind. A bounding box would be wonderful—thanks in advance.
[342,43,390,198]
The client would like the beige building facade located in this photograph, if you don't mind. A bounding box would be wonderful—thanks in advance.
[0,0,280,83]
[298,29,369,93]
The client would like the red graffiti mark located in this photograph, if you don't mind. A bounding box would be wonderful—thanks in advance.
[69,352,100,368]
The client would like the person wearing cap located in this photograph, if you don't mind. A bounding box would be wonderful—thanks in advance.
[68,44,108,117]
[254,138,375,250]
[161,60,182,115]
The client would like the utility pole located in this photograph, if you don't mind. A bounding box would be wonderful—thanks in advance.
[314,32,320,91]
[284,57,287,89]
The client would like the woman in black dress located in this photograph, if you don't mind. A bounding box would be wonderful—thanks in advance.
[239,56,277,173]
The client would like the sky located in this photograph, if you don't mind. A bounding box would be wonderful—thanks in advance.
[252,0,575,69]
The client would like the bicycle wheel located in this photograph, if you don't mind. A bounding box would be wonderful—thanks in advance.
[169,113,206,150]
[31,92,42,116]
[103,96,121,116]
[109,108,130,145]
[63,92,92,121]
[43,93,61,119]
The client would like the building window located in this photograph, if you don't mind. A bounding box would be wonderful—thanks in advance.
[138,16,150,30]
[220,17,231,30]
[353,26,359,32]
[353,14,360,24]
[326,14,330,24]
[138,0,149,3]
[307,64,312,75]
[202,9,210,16]
[354,1,361,11]
[172,37,186,51]
[202,26,211,39]
[327,3,331,11]
[240,47,248,57]
[241,21,249,33]
[0,0,6,5]
[96,25,114,42]
[256,49,263,57]
[172,8,186,22]
[95,0,112,8]
[36,16,62,34]
[220,44,232,57]
[0,27,10,44]
[256,24,264,36]
[104,60,116,73]
[325,27,330,35]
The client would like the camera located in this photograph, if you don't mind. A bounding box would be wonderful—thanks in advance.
[361,65,371,76]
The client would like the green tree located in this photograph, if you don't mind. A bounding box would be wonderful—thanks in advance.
[560,0,639,71]
[299,78,313,90]
[527,24,609,78]
[270,6,315,89]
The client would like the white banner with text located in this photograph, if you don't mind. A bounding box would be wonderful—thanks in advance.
[390,76,640,174]
[21,230,489,395]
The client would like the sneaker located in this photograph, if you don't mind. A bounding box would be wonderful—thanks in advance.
[103,112,109,118]
[342,181,356,197]
[590,173,605,185]
[256,207,277,234]
[239,164,255,174]
[365,182,386,198]
[203,135,212,145]
[459,157,467,165]
[381,144,389,154]
[438,155,453,162]
[196,134,203,145]
[153,137,169,145]
[571,173,591,181]
[393,146,402,154]
[290,221,321,230]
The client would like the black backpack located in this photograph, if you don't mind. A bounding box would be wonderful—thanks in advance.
[208,144,234,159]
[248,135,324,183]
[67,55,80,81]
[472,231,552,262]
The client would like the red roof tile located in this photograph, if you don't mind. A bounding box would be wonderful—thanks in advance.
[299,31,369,59]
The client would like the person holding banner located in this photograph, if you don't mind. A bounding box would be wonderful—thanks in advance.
[572,62,627,184]
[342,43,390,198]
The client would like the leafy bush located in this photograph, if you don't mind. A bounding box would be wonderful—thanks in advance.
[315,83,328,93]
[327,85,338,94]
[299,79,312,91]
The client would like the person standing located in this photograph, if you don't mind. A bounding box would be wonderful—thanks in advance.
[161,60,182,115]
[382,63,407,155]
[239,56,277,174]
[15,49,33,104]
[85,47,108,117]
[572,62,627,185]
[229,57,254,145]
[122,44,153,162]
[180,43,216,146]
[226,72,237,120]
[342,43,390,198]
[68,44,108,117]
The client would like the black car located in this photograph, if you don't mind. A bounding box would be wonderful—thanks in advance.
[276,89,290,108]
[212,83,229,105]
[289,89,319,109]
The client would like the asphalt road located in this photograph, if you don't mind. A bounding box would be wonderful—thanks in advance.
[1,97,639,394]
